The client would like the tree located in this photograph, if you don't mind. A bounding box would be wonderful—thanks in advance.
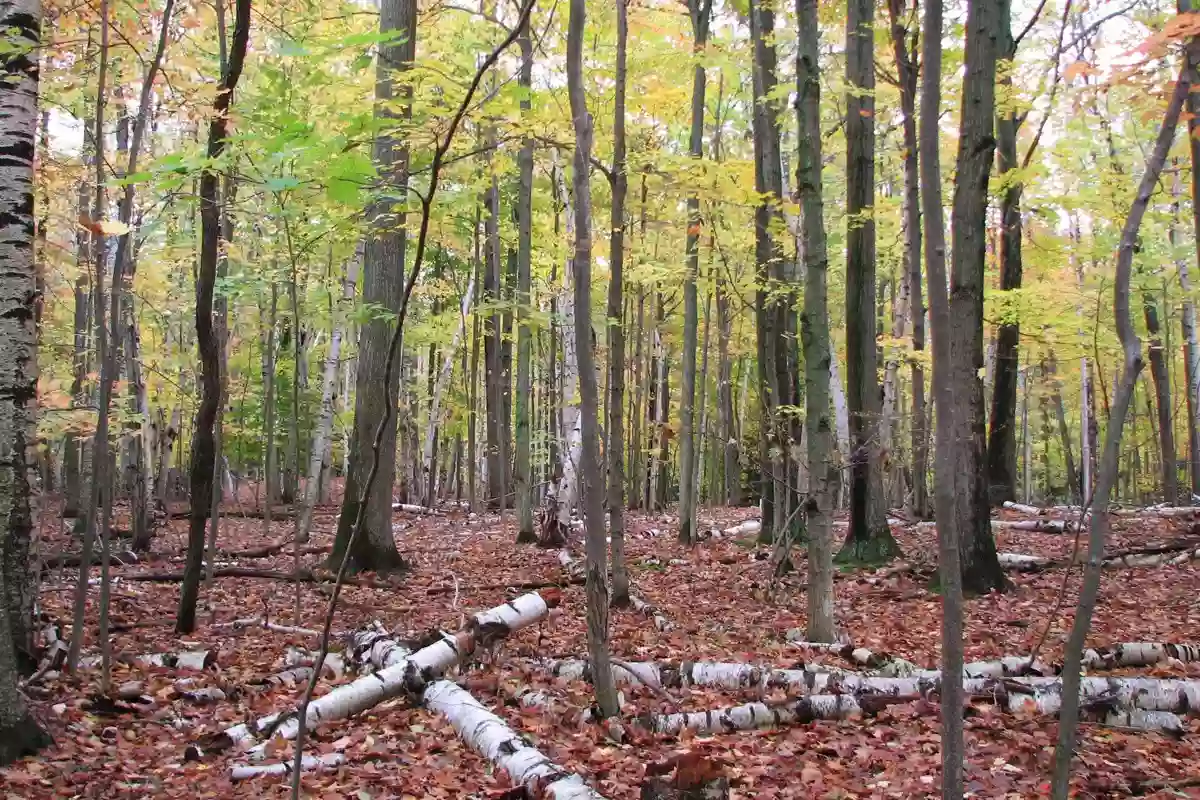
[919,0,964,794]
[0,0,51,762]
[330,0,416,574]
[607,0,630,605]
[886,0,927,519]
[566,0,617,719]
[513,10,536,543]
[947,0,1007,597]
[796,0,835,642]
[840,0,899,565]
[677,0,712,545]
[176,0,252,632]
[1051,63,1187,800]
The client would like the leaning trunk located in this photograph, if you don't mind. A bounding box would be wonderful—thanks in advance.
[1051,64,1186,800]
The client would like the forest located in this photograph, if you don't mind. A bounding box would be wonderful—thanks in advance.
[1,0,1200,796]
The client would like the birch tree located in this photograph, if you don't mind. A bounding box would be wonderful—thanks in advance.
[0,0,51,761]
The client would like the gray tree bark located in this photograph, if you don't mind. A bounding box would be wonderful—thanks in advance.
[565,0,618,719]
[840,0,899,564]
[608,0,630,605]
[1051,64,1187,800]
[514,13,536,542]
[330,0,414,573]
[796,0,835,642]
[677,0,712,545]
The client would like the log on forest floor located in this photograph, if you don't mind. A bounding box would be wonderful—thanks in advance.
[79,649,217,671]
[170,506,297,520]
[40,549,144,569]
[231,752,345,781]
[210,590,559,759]
[118,566,393,587]
[424,680,606,799]
[213,616,324,638]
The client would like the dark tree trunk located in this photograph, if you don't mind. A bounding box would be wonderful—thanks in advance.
[608,0,630,604]
[177,0,251,632]
[839,0,899,563]
[330,0,414,574]
[514,13,535,542]
[677,0,712,544]
[887,0,927,519]
[1143,286,1178,503]
[947,0,1006,596]
[986,6,1021,507]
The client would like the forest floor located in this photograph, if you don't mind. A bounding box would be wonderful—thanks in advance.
[4,493,1200,799]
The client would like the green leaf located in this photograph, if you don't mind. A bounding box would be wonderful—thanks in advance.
[326,151,375,206]
[265,176,302,192]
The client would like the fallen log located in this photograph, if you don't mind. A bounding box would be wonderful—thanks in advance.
[213,616,324,638]
[79,649,217,671]
[424,680,606,799]
[212,590,557,755]
[1081,642,1200,670]
[119,567,385,587]
[1002,501,1047,516]
[344,627,412,672]
[231,752,344,781]
[992,519,1072,533]
[170,506,297,520]
[40,549,142,569]
[628,592,672,632]
[392,503,440,515]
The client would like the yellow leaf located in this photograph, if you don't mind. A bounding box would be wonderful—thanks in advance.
[97,220,130,236]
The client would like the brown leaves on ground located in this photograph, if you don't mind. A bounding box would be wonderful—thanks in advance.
[6,491,1200,798]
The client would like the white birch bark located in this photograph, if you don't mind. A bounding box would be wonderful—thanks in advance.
[553,155,582,526]
[345,626,413,672]
[646,694,865,735]
[424,680,606,799]
[829,353,851,501]
[221,592,551,754]
[231,752,344,781]
[296,252,359,542]
[422,272,475,505]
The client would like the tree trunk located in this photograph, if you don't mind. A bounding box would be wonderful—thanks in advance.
[678,0,711,545]
[176,0,250,634]
[514,14,535,542]
[608,0,630,605]
[887,0,927,519]
[64,168,90,519]
[1182,12,1200,501]
[946,0,1006,596]
[1144,283,1178,503]
[566,0,618,719]
[920,0,964,794]
[422,273,474,507]
[261,283,278,520]
[330,0,414,574]
[0,0,52,756]
[1051,64,1186,800]
[69,4,113,666]
[840,0,899,564]
[796,0,835,642]
[985,6,1022,506]
[298,253,358,543]
[1047,352,1079,503]
[467,203,481,512]
[554,157,584,528]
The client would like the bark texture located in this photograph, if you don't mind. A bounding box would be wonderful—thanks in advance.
[566,0,618,719]
[176,0,250,633]
[0,0,51,759]
[331,0,415,573]
[840,0,898,564]
[795,0,835,642]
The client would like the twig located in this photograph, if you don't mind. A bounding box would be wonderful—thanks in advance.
[1025,487,1094,670]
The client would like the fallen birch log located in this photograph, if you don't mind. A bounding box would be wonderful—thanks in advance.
[231,752,345,781]
[1002,501,1047,516]
[344,626,413,672]
[1081,642,1200,670]
[80,649,217,671]
[214,616,324,638]
[997,553,1055,572]
[214,591,555,755]
[722,519,762,537]
[628,592,672,632]
[393,503,439,515]
[424,680,606,799]
[992,519,1072,533]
